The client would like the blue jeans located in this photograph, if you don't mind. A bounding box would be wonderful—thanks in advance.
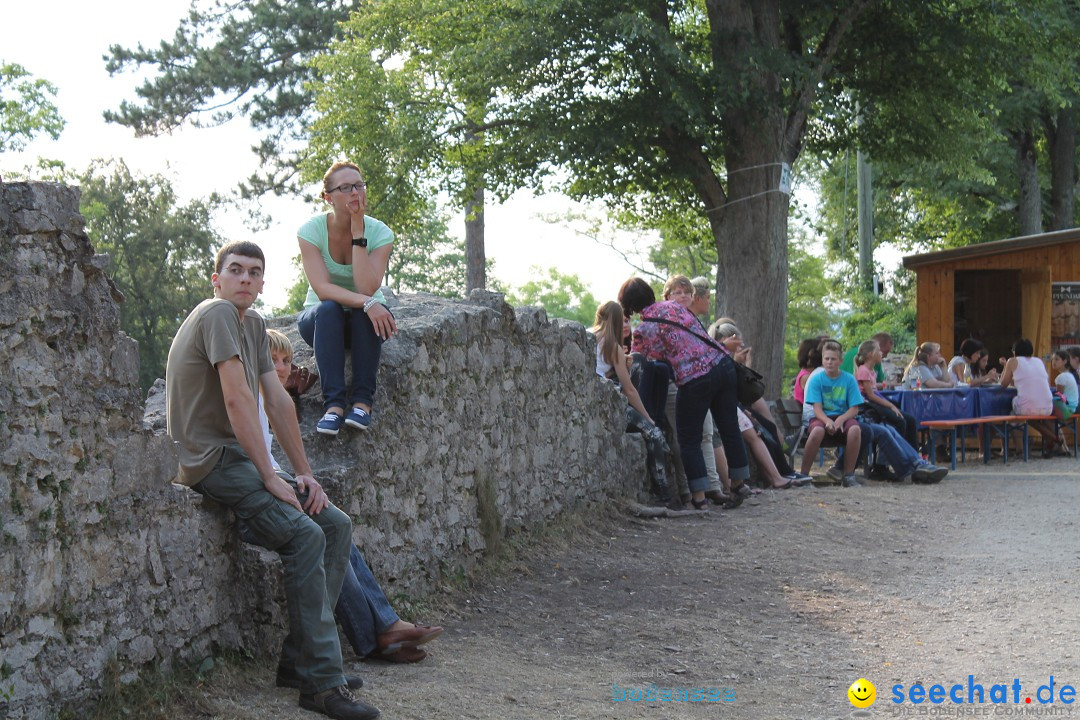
[335,545,401,657]
[297,300,385,413]
[861,421,923,477]
[675,356,749,492]
[196,445,352,694]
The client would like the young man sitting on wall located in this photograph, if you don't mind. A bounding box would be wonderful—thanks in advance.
[165,240,379,720]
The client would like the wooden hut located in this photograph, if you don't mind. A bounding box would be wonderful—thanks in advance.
[902,228,1080,361]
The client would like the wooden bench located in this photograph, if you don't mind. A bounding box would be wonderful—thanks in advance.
[922,414,1079,469]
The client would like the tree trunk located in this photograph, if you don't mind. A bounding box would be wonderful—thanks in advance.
[465,184,486,291]
[1048,105,1076,231]
[1015,125,1043,236]
[712,129,790,399]
[706,0,789,398]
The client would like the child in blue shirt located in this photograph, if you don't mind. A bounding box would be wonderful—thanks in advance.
[801,341,863,487]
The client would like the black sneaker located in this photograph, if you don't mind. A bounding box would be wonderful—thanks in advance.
[299,685,380,720]
[276,666,363,690]
[912,464,948,484]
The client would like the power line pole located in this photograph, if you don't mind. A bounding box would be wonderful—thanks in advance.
[856,148,874,293]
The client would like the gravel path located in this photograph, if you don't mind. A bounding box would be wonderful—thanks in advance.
[172,453,1080,720]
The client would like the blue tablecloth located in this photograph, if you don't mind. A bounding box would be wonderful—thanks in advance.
[879,386,1017,428]
[976,386,1017,416]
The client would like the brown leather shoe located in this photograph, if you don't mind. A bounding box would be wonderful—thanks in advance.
[284,363,319,398]
[375,624,443,655]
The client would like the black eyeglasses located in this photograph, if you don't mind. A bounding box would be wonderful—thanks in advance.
[329,182,366,194]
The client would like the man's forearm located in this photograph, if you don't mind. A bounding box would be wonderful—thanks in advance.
[264,383,313,476]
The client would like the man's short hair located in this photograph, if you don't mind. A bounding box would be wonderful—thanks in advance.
[215,241,265,274]
[690,276,710,299]
[266,329,293,361]
[872,331,893,345]
[821,339,842,355]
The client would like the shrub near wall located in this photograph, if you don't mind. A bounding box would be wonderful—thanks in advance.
[0,181,641,718]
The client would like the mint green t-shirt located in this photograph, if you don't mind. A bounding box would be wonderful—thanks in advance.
[298,213,394,309]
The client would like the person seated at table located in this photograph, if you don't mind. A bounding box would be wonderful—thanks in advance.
[1052,349,1079,421]
[841,332,895,389]
[903,342,956,389]
[800,340,863,487]
[999,338,1062,457]
[854,340,918,449]
[971,349,995,381]
[948,338,998,387]
[1068,347,1080,376]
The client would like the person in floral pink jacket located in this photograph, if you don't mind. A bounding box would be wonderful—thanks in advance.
[619,277,750,510]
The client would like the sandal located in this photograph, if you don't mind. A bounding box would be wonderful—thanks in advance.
[690,498,709,511]
[723,483,752,509]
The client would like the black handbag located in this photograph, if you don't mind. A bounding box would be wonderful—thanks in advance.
[733,362,765,405]
[640,316,765,405]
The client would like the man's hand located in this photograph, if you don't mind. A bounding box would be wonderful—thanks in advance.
[295,474,330,515]
[367,303,397,340]
[264,474,304,513]
[891,406,903,418]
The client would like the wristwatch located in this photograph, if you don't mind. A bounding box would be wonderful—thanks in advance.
[352,236,367,247]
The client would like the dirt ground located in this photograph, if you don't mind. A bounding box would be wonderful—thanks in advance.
[159,453,1080,720]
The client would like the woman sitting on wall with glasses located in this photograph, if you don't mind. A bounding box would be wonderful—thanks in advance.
[297,161,398,436]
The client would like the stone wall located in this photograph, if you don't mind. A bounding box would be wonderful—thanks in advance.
[0,181,642,718]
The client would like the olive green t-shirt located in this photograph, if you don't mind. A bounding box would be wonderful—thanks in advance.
[166,298,274,486]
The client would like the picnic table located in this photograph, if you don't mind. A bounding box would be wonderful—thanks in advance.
[879,385,1016,429]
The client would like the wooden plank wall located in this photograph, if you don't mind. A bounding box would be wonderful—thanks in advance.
[915,240,1080,359]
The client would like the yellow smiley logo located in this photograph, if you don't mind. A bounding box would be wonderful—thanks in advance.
[848,678,876,708]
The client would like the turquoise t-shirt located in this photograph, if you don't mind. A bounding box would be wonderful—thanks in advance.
[298,213,394,309]
[804,370,863,418]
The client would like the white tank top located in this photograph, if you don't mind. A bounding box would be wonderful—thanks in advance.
[1012,356,1052,414]
[595,344,614,378]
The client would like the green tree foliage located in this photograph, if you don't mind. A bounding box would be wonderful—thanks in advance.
[809,0,1080,277]
[347,0,1032,394]
[104,1,351,196]
[74,160,224,392]
[307,0,508,291]
[0,62,65,153]
[506,268,600,327]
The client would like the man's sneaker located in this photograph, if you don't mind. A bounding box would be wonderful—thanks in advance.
[826,465,844,483]
[317,412,345,435]
[299,685,380,720]
[344,407,371,431]
[841,474,861,488]
[276,666,364,690]
[784,472,814,487]
[912,463,948,484]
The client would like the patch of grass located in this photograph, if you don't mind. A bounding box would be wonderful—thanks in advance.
[87,649,258,720]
